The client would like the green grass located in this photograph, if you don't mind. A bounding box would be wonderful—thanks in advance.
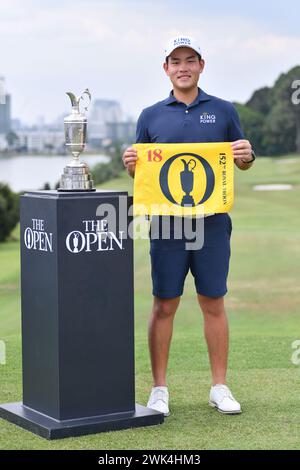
[0,156,300,449]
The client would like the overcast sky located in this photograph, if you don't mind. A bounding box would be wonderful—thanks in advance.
[1,0,299,124]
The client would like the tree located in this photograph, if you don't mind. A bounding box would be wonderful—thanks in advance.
[262,100,296,155]
[246,86,273,115]
[272,66,300,153]
[92,142,125,186]
[0,184,19,242]
[5,131,19,150]
[240,65,300,155]
[234,103,265,155]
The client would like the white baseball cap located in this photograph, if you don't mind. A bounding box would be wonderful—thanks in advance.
[164,35,202,59]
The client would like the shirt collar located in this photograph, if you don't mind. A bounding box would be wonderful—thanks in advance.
[164,88,211,106]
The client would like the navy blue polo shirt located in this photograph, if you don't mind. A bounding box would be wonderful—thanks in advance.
[136,88,244,144]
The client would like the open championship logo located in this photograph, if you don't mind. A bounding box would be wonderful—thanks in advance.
[159,152,215,207]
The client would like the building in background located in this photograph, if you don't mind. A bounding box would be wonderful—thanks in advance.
[0,77,11,134]
[88,99,123,148]
[0,82,136,153]
[16,130,65,153]
[11,118,22,131]
[106,120,136,143]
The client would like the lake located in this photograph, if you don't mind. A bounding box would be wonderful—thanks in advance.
[0,154,110,192]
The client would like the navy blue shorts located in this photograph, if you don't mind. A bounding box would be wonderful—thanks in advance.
[149,214,232,299]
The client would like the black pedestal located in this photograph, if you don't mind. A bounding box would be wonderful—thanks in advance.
[0,403,162,440]
[0,190,163,439]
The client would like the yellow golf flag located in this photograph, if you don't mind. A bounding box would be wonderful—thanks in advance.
[133,143,234,216]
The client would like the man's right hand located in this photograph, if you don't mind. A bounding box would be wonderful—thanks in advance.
[122,147,138,178]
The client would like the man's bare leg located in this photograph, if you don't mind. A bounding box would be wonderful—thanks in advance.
[197,294,229,385]
[148,296,181,387]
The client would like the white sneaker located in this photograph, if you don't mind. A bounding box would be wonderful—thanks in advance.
[209,384,242,414]
[147,386,170,416]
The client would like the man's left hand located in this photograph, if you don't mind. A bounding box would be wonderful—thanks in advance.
[231,139,252,162]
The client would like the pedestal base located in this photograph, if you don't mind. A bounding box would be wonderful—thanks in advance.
[59,164,94,191]
[0,403,164,440]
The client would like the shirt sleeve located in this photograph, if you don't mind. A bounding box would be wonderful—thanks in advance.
[135,110,150,143]
[227,104,244,141]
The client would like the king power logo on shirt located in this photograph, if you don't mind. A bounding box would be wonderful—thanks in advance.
[200,112,216,124]
[133,142,234,217]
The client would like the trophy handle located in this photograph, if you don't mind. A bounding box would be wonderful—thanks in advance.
[188,159,196,171]
[66,92,78,107]
[79,88,91,114]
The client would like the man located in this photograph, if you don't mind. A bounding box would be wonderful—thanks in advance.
[122,36,255,416]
